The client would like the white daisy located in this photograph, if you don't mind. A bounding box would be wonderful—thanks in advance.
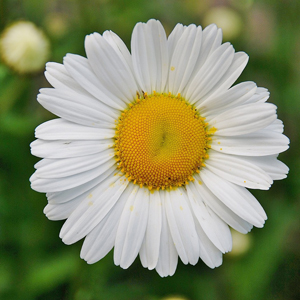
[30,19,289,277]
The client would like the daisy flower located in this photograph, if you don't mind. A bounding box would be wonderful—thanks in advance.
[30,19,289,277]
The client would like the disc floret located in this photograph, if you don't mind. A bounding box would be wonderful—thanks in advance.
[114,92,213,191]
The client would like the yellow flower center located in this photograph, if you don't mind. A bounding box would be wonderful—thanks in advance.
[114,92,212,191]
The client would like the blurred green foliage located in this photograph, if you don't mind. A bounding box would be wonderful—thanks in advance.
[0,0,299,299]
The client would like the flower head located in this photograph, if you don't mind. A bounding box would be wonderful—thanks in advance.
[0,21,50,74]
[30,20,289,277]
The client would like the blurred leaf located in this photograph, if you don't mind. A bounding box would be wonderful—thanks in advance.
[0,256,13,293]
[0,112,38,136]
[225,199,298,300]
[23,251,81,297]
[0,76,29,114]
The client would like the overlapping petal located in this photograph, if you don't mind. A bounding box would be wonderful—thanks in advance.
[208,103,277,136]
[81,183,135,264]
[60,171,128,245]
[155,195,178,277]
[168,24,202,95]
[139,190,162,270]
[186,184,232,253]
[131,19,168,93]
[165,189,199,265]
[211,126,289,156]
[206,150,273,189]
[200,169,267,227]
[84,32,138,104]
[31,139,113,159]
[185,42,235,103]
[190,177,253,234]
[35,119,115,140]
[63,54,128,110]
[114,186,150,269]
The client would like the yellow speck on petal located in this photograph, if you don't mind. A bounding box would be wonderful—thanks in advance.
[88,193,93,199]
[198,180,202,185]
[207,126,217,135]
[220,148,222,150]
[88,201,93,206]
[130,205,134,211]
[170,66,175,71]
[180,206,183,210]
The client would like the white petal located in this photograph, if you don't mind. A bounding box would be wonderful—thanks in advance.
[60,172,128,244]
[245,155,289,180]
[131,19,168,93]
[211,128,289,156]
[38,88,117,128]
[167,23,185,58]
[34,150,114,179]
[47,167,116,204]
[165,188,199,265]
[196,52,249,103]
[185,43,235,103]
[200,169,267,227]
[168,24,202,95]
[44,193,85,220]
[267,119,285,133]
[63,54,126,110]
[139,190,162,270]
[30,159,115,193]
[209,103,277,136]
[155,191,178,277]
[194,219,223,268]
[192,176,253,233]
[246,88,270,104]
[198,81,257,116]
[31,139,114,159]
[81,183,135,264]
[45,62,88,94]
[102,30,135,74]
[205,150,273,189]
[139,236,148,268]
[35,119,115,140]
[114,186,150,269]
[186,184,232,253]
[190,24,222,78]
[84,32,138,104]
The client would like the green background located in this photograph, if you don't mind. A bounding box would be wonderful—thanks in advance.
[0,0,299,299]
